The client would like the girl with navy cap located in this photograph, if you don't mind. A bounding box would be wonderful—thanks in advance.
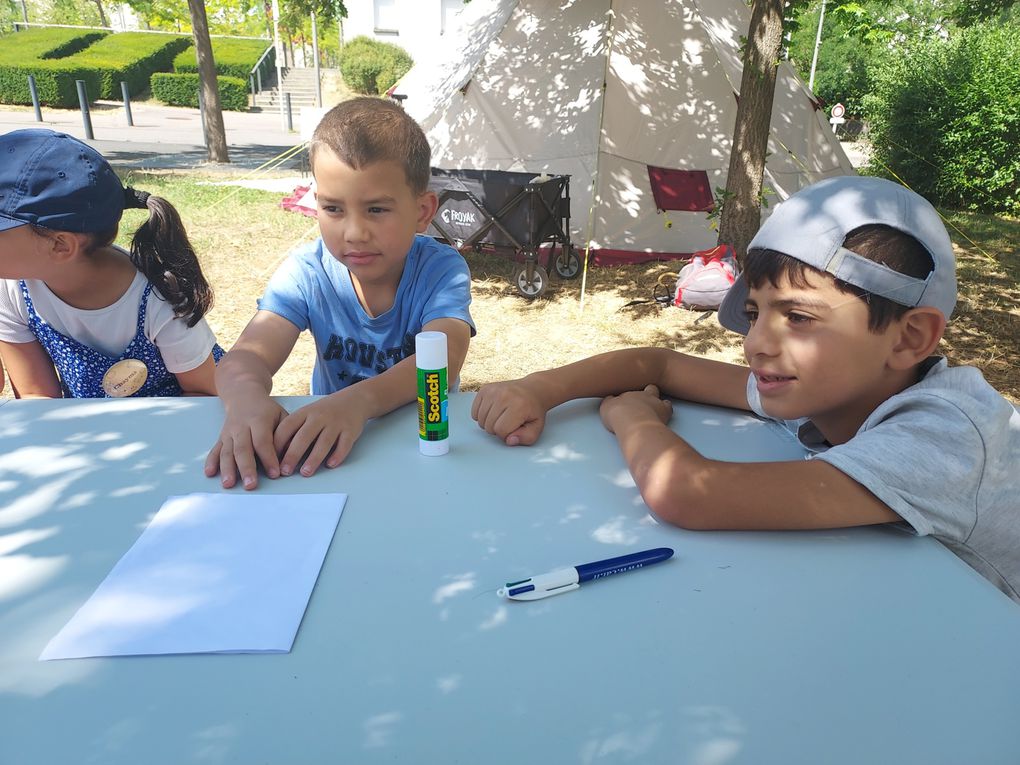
[0,129,223,398]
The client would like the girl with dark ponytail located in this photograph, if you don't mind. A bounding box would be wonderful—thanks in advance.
[0,129,224,398]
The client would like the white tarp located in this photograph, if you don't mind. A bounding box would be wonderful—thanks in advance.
[396,0,855,263]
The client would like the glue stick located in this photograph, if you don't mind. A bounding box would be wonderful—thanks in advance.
[416,331,449,456]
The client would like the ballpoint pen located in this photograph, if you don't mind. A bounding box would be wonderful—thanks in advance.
[497,547,674,601]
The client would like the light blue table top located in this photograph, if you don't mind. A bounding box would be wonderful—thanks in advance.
[2,394,1019,764]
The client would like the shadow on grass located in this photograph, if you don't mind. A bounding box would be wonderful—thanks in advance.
[942,210,1020,400]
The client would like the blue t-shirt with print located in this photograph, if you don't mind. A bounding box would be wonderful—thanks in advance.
[258,234,474,395]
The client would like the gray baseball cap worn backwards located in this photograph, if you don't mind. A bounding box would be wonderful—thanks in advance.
[0,128,125,235]
[718,175,957,335]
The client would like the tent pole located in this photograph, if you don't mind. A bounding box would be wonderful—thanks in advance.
[579,0,617,314]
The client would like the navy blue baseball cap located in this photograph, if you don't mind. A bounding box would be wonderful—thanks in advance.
[0,128,125,234]
[718,176,957,335]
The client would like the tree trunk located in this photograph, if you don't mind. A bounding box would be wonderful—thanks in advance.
[717,0,786,264]
[187,0,230,163]
[93,0,108,27]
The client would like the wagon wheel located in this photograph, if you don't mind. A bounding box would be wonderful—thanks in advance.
[553,245,582,279]
[514,263,549,299]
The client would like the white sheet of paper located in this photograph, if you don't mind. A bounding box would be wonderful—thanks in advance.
[40,492,346,661]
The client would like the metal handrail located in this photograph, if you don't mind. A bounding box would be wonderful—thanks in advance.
[250,45,275,94]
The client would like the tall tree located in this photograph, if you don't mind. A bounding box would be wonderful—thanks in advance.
[187,0,229,162]
[91,0,108,26]
[716,0,788,262]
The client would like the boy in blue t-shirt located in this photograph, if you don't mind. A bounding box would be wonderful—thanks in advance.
[472,176,1019,603]
[207,97,475,489]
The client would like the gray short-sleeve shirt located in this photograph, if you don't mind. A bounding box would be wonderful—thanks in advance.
[746,358,1020,603]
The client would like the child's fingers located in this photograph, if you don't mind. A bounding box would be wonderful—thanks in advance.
[470,391,487,422]
[493,407,532,440]
[296,430,336,477]
[227,436,261,490]
[252,427,281,481]
[273,411,303,456]
[204,442,222,477]
[326,430,357,468]
[215,438,242,489]
[279,420,320,477]
[506,418,543,446]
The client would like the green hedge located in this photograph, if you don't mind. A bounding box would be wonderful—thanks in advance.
[0,27,107,62]
[151,72,249,111]
[58,31,191,99]
[339,36,412,95]
[0,27,109,106]
[864,20,1020,215]
[173,37,272,80]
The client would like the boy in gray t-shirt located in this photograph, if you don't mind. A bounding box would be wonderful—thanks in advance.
[471,176,1020,604]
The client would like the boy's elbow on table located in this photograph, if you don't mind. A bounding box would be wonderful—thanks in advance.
[641,487,720,531]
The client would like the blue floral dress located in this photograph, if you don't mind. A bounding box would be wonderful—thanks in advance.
[19,279,224,398]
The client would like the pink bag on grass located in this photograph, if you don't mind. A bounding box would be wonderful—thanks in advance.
[673,245,737,310]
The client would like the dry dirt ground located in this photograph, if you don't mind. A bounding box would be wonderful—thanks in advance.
[1,173,1016,407]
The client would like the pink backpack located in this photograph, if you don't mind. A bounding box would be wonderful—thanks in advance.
[673,245,737,310]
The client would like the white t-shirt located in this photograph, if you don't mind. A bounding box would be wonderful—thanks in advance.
[0,272,216,374]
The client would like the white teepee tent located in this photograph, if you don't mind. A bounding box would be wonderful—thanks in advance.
[395,0,855,265]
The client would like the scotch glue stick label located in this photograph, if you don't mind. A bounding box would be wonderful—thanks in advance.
[415,331,450,455]
[417,367,449,442]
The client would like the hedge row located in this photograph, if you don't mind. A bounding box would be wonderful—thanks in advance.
[173,37,272,80]
[339,36,412,95]
[0,28,109,107]
[0,27,107,63]
[58,31,191,99]
[151,72,249,111]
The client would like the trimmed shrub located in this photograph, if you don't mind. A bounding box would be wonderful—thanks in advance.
[173,37,273,80]
[58,31,191,98]
[339,36,412,95]
[865,21,1020,215]
[0,27,108,106]
[151,72,249,111]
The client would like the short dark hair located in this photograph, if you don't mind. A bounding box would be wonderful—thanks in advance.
[743,224,935,331]
[309,97,432,194]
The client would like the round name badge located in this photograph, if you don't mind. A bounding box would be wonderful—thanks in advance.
[102,359,148,398]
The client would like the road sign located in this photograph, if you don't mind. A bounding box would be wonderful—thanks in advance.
[831,102,846,118]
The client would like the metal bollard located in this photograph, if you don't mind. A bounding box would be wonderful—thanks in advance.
[27,75,42,122]
[249,75,256,108]
[75,80,94,140]
[284,92,293,132]
[120,81,134,127]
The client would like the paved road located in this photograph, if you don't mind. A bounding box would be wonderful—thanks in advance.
[0,99,317,173]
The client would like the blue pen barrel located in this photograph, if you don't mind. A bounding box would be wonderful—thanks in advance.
[575,547,674,583]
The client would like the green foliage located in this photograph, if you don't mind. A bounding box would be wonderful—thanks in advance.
[0,26,108,62]
[787,4,884,115]
[864,20,1020,215]
[172,36,272,79]
[338,35,412,95]
[58,31,191,98]
[150,71,249,110]
[951,0,1020,26]
[0,27,109,107]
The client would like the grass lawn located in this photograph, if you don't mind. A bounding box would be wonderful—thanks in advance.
[1,171,1017,404]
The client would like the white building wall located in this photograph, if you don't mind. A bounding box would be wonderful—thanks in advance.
[342,0,466,61]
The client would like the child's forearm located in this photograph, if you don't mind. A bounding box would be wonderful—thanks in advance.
[612,414,710,527]
[215,351,275,407]
[333,355,419,420]
[523,348,677,410]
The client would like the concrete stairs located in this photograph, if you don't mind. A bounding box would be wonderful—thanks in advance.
[251,67,323,111]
